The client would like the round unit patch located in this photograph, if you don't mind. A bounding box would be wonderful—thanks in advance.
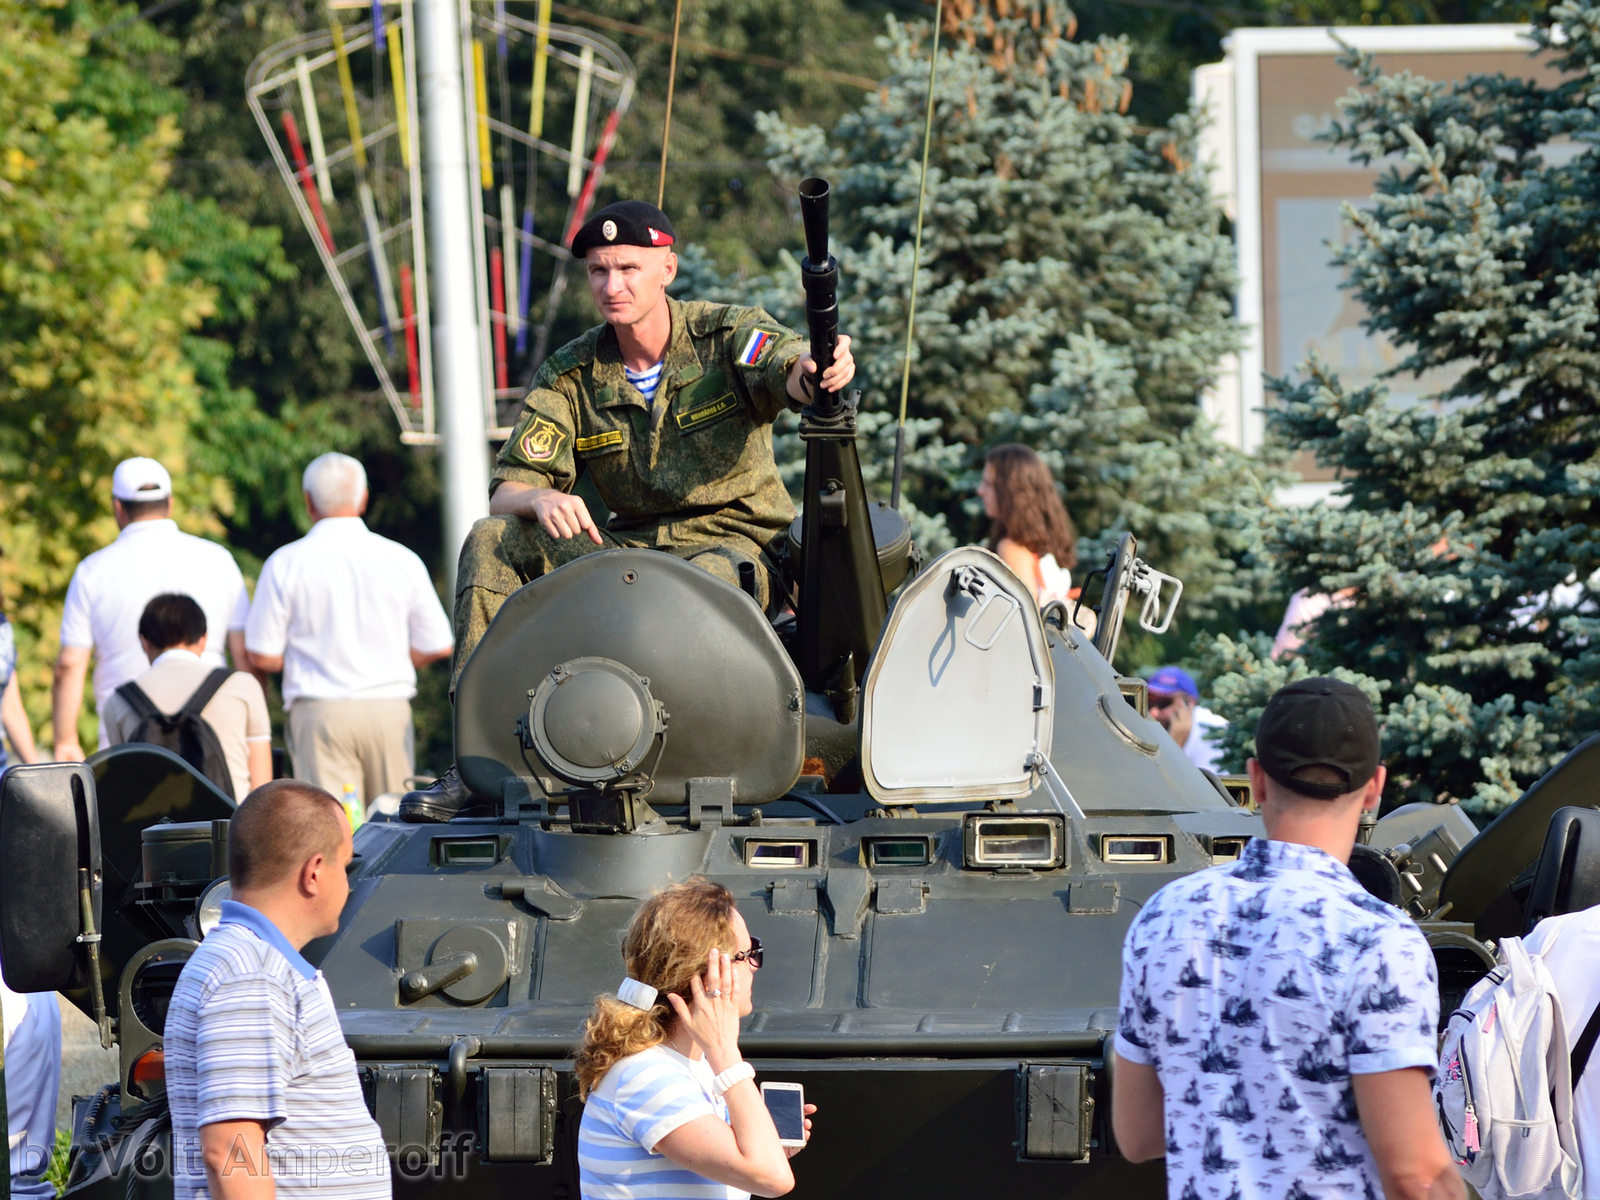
[602,219,618,241]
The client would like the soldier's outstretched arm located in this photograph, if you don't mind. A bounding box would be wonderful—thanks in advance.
[490,481,603,544]
[786,334,855,402]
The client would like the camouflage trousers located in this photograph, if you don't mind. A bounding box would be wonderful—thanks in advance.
[451,514,777,687]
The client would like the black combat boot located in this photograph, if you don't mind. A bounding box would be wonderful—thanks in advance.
[398,766,477,823]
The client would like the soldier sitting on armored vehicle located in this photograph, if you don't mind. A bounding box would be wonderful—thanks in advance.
[401,200,857,823]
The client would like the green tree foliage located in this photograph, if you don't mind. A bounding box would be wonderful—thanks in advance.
[0,1,226,744]
[678,1,1273,626]
[1202,10,1600,814]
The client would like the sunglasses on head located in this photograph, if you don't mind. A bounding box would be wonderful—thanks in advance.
[731,936,763,969]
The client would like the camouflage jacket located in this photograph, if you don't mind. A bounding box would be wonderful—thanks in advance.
[494,297,806,553]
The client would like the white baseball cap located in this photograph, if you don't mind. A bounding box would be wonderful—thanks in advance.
[111,458,173,502]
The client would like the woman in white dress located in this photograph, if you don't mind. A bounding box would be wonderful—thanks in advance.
[575,878,814,1200]
[976,444,1092,630]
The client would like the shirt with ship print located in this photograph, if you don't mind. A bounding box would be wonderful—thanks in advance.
[1116,837,1439,1200]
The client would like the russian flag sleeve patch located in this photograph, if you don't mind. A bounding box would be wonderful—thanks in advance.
[738,329,776,366]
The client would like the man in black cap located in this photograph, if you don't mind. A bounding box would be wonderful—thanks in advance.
[402,199,855,821]
[1112,679,1463,1200]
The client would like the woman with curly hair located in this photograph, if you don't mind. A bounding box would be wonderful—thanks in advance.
[575,877,814,1198]
[977,444,1086,617]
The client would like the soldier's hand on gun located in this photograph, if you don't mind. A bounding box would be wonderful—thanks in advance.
[788,334,855,402]
[529,488,604,544]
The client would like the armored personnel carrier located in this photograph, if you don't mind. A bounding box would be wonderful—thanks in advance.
[5,180,1595,1200]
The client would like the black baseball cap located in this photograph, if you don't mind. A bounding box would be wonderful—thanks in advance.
[570,200,676,257]
[1255,677,1381,799]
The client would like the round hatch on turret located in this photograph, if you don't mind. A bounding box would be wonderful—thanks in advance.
[527,657,665,785]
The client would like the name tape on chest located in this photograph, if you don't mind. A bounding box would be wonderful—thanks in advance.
[675,392,741,433]
[518,416,567,464]
[576,430,626,454]
[738,329,778,367]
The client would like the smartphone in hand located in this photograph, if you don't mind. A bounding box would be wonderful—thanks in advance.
[760,1081,806,1148]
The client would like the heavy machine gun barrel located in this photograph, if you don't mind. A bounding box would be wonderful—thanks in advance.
[797,177,842,417]
[792,177,887,724]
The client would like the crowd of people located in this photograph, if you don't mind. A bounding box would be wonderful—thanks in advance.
[37,452,452,808]
[6,194,1594,1200]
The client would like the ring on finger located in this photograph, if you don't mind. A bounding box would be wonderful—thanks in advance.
[707,988,722,998]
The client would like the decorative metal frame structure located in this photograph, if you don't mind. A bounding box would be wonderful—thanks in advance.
[246,1,635,443]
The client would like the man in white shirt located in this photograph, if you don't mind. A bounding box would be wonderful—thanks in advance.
[246,454,452,808]
[53,458,250,760]
[1147,665,1229,773]
[1523,900,1600,1196]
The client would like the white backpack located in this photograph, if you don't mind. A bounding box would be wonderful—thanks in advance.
[1435,936,1584,1200]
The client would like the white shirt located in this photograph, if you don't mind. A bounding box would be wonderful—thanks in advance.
[60,520,249,734]
[1524,907,1600,1197]
[245,518,452,706]
[1183,706,1228,773]
[1036,554,1073,606]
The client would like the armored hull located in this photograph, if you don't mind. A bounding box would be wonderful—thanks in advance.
[32,541,1535,1200]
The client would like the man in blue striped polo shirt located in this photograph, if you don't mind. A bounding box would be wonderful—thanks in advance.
[166,781,390,1200]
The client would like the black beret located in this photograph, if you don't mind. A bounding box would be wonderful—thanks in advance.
[571,200,676,257]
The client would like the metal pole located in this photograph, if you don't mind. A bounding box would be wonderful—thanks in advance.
[418,0,490,592]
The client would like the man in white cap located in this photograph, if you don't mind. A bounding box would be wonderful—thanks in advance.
[52,458,251,760]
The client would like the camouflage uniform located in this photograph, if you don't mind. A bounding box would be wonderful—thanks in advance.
[453,296,806,681]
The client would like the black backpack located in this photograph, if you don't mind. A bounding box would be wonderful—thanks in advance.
[114,669,237,799]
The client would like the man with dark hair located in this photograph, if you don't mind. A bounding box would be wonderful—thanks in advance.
[1113,679,1462,1200]
[54,457,250,760]
[402,199,856,821]
[100,594,270,799]
[164,781,387,1200]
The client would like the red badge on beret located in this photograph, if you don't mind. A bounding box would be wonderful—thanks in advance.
[648,226,674,246]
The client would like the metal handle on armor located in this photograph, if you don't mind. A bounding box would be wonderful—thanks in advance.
[949,566,1020,651]
[1131,562,1183,635]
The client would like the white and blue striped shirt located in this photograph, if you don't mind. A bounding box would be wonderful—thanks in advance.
[578,1046,747,1200]
[165,901,390,1200]
[624,361,665,405]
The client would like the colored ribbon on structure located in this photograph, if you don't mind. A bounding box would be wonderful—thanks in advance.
[281,109,335,252]
[371,0,386,52]
[562,107,620,247]
[566,46,593,198]
[473,39,494,190]
[359,180,399,353]
[387,21,410,170]
[296,55,333,204]
[330,19,367,170]
[399,260,421,407]
[518,0,554,353]
[490,247,509,391]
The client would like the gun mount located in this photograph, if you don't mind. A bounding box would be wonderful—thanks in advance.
[791,177,893,724]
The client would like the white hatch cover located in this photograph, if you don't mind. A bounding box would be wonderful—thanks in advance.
[860,547,1054,805]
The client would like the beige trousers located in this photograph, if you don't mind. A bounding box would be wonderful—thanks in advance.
[285,698,415,808]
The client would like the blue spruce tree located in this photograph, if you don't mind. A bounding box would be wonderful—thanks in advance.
[1204,4,1600,813]
[675,0,1273,619]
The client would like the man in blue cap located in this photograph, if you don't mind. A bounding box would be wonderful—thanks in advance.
[1147,666,1228,773]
